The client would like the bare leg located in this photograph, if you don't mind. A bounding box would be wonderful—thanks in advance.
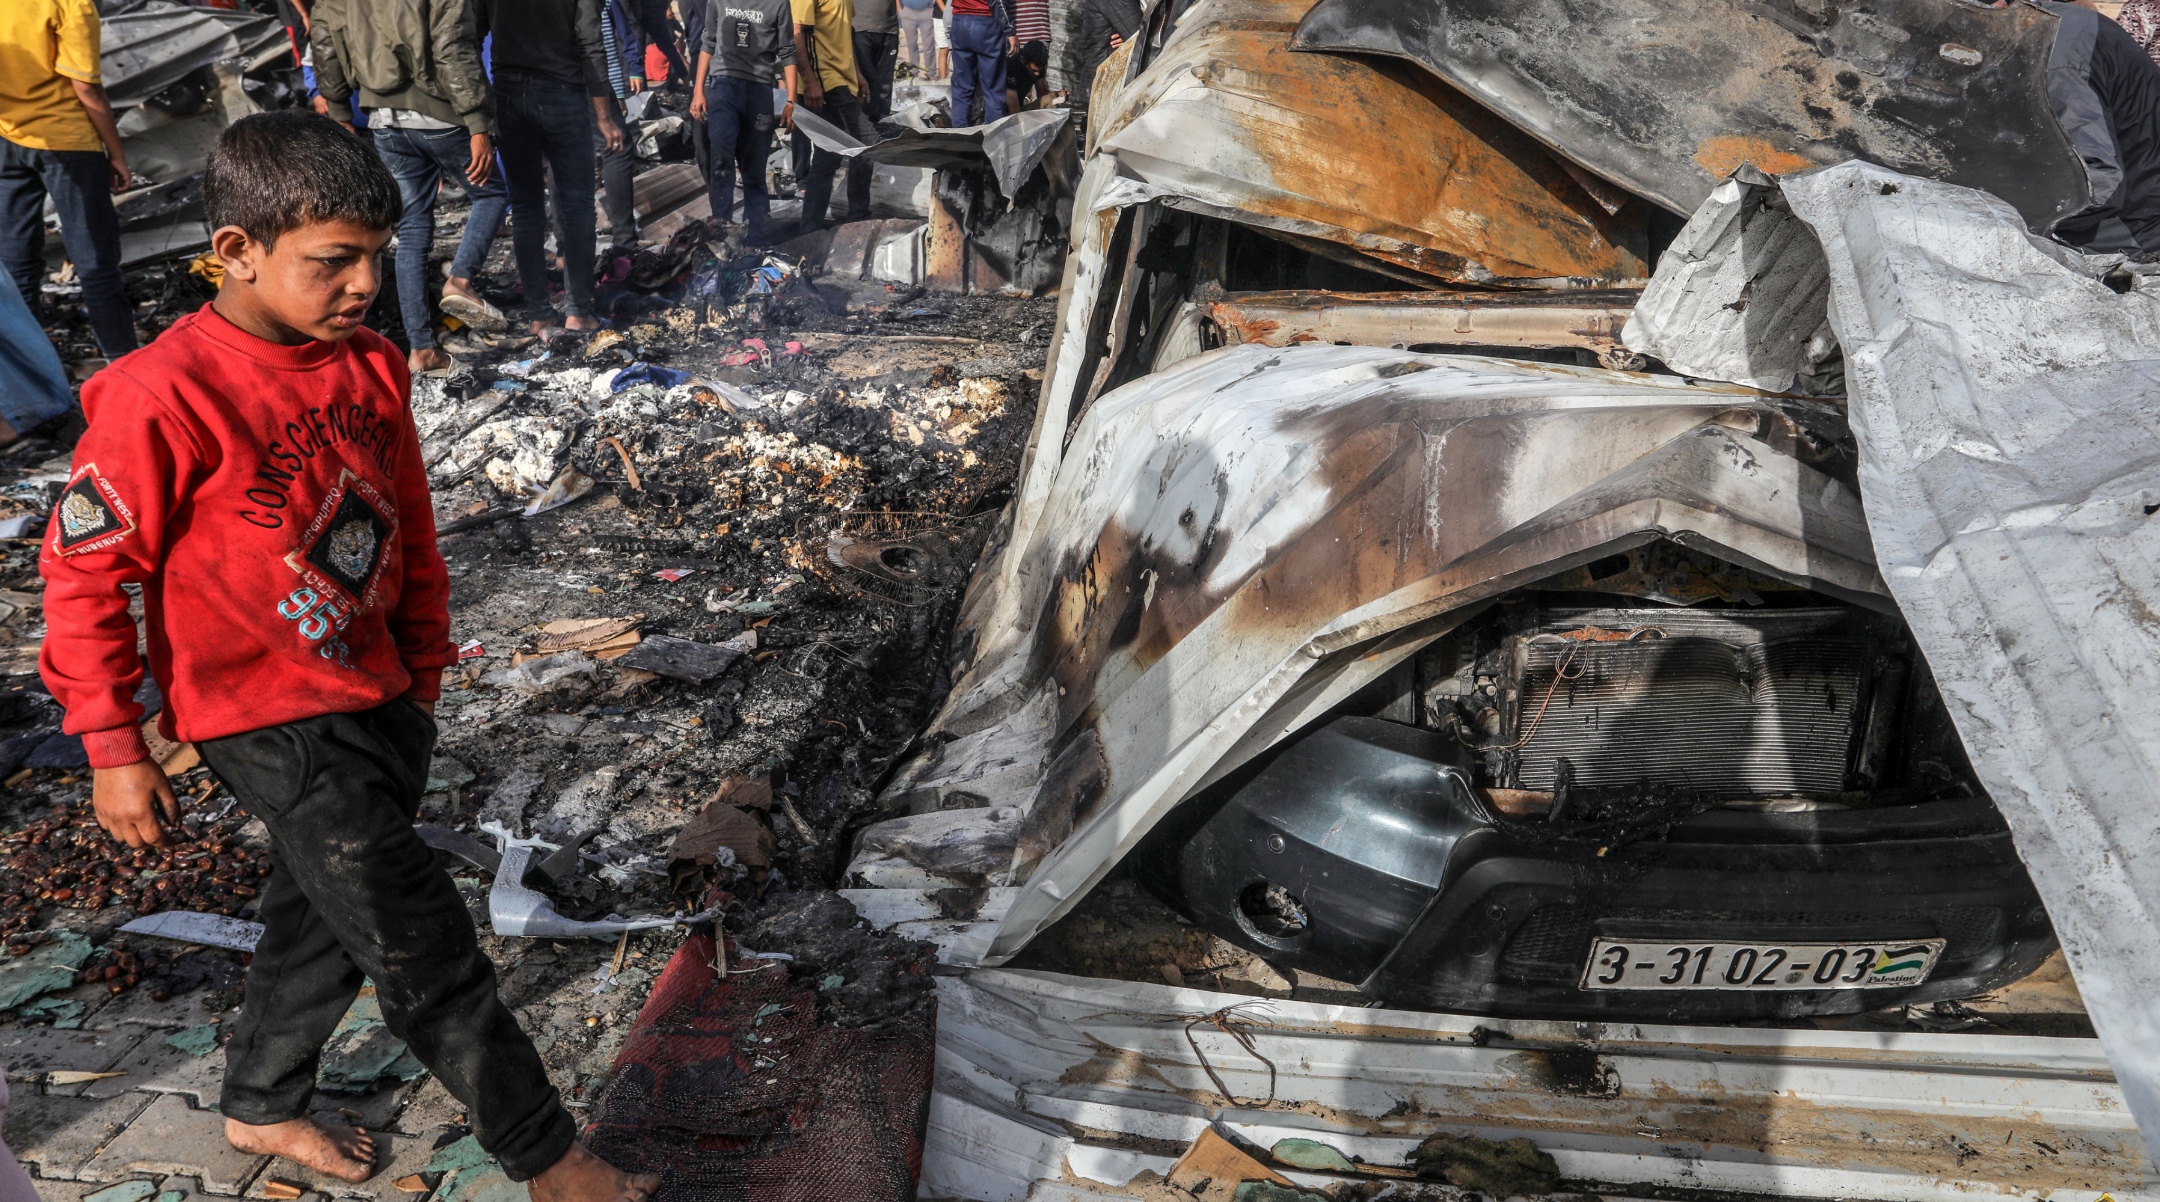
[528,1141,661,1202]
[225,1116,377,1183]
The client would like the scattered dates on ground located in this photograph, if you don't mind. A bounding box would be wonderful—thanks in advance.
[0,802,267,939]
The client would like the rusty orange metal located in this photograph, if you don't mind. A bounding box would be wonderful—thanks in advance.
[1088,0,1651,285]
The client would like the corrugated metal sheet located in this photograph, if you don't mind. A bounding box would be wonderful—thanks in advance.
[1625,154,2160,1170]
[921,967,2155,1201]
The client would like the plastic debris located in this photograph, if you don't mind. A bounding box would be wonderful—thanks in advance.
[165,1023,221,1056]
[317,987,427,1092]
[520,466,596,517]
[122,910,265,953]
[485,828,718,938]
[480,650,599,695]
[0,931,92,1011]
[611,363,697,392]
[613,632,753,682]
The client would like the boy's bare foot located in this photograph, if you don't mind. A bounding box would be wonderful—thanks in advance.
[529,1141,659,1202]
[563,314,604,332]
[409,346,452,374]
[225,1116,377,1183]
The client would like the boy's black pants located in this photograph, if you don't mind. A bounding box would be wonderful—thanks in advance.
[199,700,575,1181]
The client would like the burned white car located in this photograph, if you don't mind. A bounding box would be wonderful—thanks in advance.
[838,0,2160,1194]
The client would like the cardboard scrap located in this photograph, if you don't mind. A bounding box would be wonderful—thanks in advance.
[260,1180,304,1200]
[668,779,777,868]
[47,1070,125,1085]
[1167,1128,1299,1202]
[532,615,644,660]
[139,718,199,776]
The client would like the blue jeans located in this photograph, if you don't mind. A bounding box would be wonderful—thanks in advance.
[704,77,775,238]
[0,267,71,431]
[372,124,508,350]
[801,85,876,227]
[948,13,1008,127]
[495,71,598,322]
[0,137,136,357]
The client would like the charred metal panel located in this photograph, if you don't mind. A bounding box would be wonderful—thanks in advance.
[1293,0,2089,232]
[1091,0,1653,284]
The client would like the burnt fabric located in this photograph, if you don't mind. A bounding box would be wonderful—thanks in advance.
[585,930,933,1201]
[202,700,576,1181]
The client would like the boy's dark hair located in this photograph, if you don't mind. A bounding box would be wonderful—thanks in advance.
[203,111,401,248]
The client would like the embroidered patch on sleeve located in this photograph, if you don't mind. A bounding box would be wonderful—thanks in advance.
[53,465,137,556]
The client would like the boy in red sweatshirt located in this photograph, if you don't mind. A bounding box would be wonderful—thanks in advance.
[38,112,657,1202]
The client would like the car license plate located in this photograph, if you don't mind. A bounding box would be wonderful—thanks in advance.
[1580,939,1947,990]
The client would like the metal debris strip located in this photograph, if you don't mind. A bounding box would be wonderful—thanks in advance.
[799,511,985,607]
[119,910,264,953]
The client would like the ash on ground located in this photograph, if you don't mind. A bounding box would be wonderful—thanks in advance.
[0,198,1052,1116]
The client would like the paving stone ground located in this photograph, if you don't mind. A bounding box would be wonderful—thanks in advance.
[1,992,477,1202]
[0,931,642,1202]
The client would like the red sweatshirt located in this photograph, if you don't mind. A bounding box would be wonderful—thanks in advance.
[39,306,457,769]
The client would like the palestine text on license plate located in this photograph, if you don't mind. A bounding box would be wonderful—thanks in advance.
[1580,939,1947,990]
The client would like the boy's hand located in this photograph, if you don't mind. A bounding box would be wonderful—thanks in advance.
[92,760,183,849]
[690,88,707,120]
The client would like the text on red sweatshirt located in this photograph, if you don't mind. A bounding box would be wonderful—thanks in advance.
[39,306,457,769]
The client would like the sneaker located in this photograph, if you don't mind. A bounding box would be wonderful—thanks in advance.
[439,289,508,332]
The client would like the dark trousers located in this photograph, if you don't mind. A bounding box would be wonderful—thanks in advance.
[600,99,639,247]
[0,137,136,358]
[852,29,898,120]
[496,71,598,322]
[201,701,575,1181]
[373,124,508,351]
[801,85,877,228]
[948,13,1008,127]
[704,76,775,238]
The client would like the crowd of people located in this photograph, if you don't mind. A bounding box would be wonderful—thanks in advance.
[0,0,1148,393]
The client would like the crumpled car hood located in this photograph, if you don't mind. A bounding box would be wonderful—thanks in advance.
[856,343,1884,962]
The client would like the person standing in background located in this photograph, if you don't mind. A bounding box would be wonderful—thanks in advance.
[0,0,139,362]
[935,3,951,79]
[2119,0,2160,65]
[0,270,75,442]
[946,0,1012,126]
[1009,0,1048,58]
[898,0,936,76]
[478,0,624,335]
[632,0,694,86]
[1075,0,1140,130]
[852,0,899,120]
[690,0,795,243]
[792,0,878,229]
[311,0,507,376]
[598,0,648,250]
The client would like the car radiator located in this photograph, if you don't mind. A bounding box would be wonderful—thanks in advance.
[1508,606,1884,795]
